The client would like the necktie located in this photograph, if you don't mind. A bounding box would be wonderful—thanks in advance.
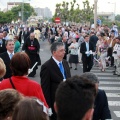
[86,42,90,57]
[10,53,13,59]
[59,62,66,80]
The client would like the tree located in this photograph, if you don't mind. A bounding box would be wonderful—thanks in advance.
[115,14,120,21]
[0,11,13,24]
[11,3,36,22]
[53,0,94,24]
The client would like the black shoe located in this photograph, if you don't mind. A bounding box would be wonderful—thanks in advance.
[74,68,77,70]
[113,73,117,75]
[70,67,72,69]
[28,74,35,77]
[118,75,120,77]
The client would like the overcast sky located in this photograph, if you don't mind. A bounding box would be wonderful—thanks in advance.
[0,0,119,15]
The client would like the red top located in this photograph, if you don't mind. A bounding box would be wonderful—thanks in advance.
[0,76,48,108]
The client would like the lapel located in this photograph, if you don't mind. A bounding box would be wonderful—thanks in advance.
[50,57,63,78]
[6,52,11,61]
[84,42,87,51]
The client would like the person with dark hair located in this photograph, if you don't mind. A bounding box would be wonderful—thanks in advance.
[54,75,96,120]
[0,89,23,120]
[12,97,50,120]
[0,52,48,108]
[0,39,14,79]
[14,35,20,53]
[80,72,111,120]
[80,35,95,72]
[40,42,71,120]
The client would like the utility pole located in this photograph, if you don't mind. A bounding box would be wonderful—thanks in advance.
[94,0,98,31]
[21,0,24,22]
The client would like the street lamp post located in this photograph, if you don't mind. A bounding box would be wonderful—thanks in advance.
[94,0,98,31]
[21,0,24,22]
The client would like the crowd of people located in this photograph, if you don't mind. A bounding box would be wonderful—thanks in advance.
[0,21,119,120]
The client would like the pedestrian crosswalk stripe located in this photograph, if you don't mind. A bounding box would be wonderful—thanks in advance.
[108,101,120,106]
[100,81,120,84]
[114,111,120,117]
[99,87,120,90]
[95,73,113,75]
[91,69,113,72]
[106,93,120,97]
[98,77,119,80]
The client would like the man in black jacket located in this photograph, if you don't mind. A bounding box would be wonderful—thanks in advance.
[81,72,111,120]
[0,40,14,79]
[40,42,71,120]
[80,35,95,72]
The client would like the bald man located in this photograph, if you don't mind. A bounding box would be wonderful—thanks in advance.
[22,33,40,77]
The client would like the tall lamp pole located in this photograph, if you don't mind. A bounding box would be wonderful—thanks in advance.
[94,0,98,31]
[21,0,24,22]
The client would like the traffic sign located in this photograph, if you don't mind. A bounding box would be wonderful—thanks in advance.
[55,17,61,23]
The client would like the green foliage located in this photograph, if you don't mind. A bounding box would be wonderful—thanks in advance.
[0,3,36,24]
[11,3,35,21]
[0,11,13,24]
[115,14,120,21]
[53,0,94,24]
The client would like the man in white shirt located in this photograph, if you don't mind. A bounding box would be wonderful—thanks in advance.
[0,40,14,79]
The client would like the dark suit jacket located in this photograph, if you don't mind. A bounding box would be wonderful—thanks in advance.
[93,89,111,120]
[80,41,95,60]
[0,52,12,79]
[40,57,71,108]
[0,39,7,54]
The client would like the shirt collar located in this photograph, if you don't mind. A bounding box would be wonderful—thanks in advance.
[7,51,14,56]
[52,56,62,66]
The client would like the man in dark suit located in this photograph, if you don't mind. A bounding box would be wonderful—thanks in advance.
[81,72,111,120]
[40,42,71,120]
[0,33,7,54]
[80,35,95,72]
[0,40,14,79]
[62,36,69,60]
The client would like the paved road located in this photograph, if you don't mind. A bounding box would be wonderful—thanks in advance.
[30,40,120,120]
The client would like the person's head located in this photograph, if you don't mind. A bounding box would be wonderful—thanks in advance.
[84,35,89,42]
[12,97,49,120]
[50,42,65,62]
[3,31,7,37]
[0,33,3,39]
[14,35,19,42]
[10,52,30,76]
[5,40,14,53]
[30,33,35,40]
[0,58,6,79]
[62,36,67,42]
[80,72,99,92]
[72,38,76,43]
[55,75,96,120]
[115,36,120,43]
[0,89,23,120]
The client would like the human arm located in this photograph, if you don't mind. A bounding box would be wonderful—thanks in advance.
[40,64,51,108]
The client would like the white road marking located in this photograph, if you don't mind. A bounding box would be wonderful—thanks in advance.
[100,81,120,85]
[99,87,120,90]
[114,111,120,117]
[108,101,120,106]
[106,93,120,97]
[98,77,119,80]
